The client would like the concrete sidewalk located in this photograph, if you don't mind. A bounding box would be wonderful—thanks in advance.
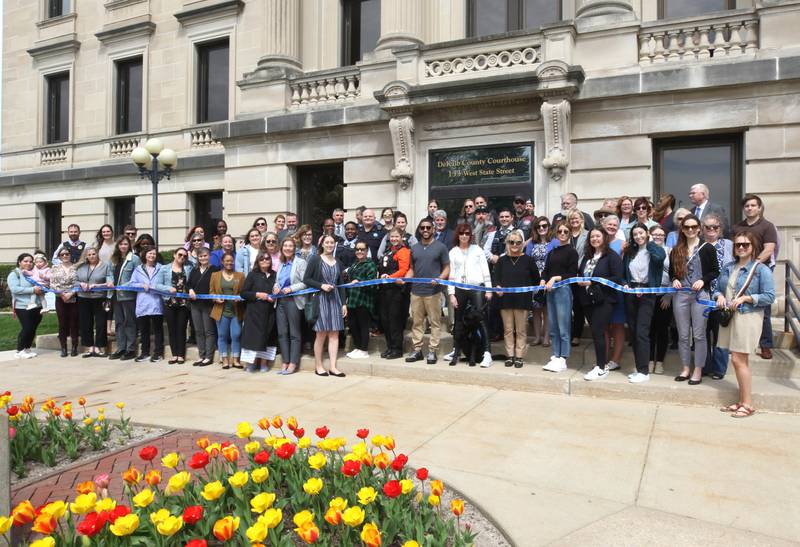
[2,350,798,546]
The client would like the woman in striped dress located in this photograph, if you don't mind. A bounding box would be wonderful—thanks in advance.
[303,235,347,377]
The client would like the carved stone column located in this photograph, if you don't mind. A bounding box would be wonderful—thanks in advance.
[257,0,302,73]
[541,98,571,182]
[575,0,635,18]
[376,0,424,51]
[389,115,415,190]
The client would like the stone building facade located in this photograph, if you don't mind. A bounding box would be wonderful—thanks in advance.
[1,0,799,304]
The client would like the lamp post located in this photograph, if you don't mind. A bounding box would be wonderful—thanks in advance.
[131,138,178,246]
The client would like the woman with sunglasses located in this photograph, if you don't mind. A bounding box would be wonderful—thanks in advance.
[714,231,775,418]
[260,232,281,271]
[378,228,411,359]
[525,216,551,346]
[648,225,672,375]
[304,235,347,377]
[701,212,734,380]
[456,199,476,228]
[566,209,588,347]
[380,208,395,231]
[345,242,378,359]
[50,247,79,357]
[295,225,317,260]
[188,247,218,366]
[154,248,192,365]
[211,234,237,268]
[540,221,579,372]
[633,197,657,231]
[494,229,538,368]
[240,252,278,373]
[445,223,492,367]
[210,252,245,369]
[273,238,308,374]
[252,217,269,236]
[665,207,691,248]
[669,213,719,384]
[187,234,207,269]
[235,228,263,274]
[109,236,140,361]
[130,247,165,362]
[622,224,666,383]
[182,225,207,251]
[579,227,625,381]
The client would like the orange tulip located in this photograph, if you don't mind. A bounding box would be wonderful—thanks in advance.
[222,445,240,463]
[271,416,283,429]
[12,500,35,526]
[430,480,444,496]
[287,416,298,431]
[31,514,57,535]
[145,470,162,486]
[52,406,62,417]
[24,395,34,406]
[451,499,464,517]
[257,417,270,430]
[122,467,141,485]
[213,516,240,542]
[323,508,341,526]
[76,481,95,495]
[295,521,320,544]
[361,522,382,547]
[196,437,210,449]
[374,453,390,470]
[78,397,86,406]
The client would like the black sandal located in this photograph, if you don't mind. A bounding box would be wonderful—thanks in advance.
[168,357,179,364]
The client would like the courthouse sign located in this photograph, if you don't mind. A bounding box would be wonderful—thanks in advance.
[429,143,533,188]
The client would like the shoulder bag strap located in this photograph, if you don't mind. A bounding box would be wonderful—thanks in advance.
[734,262,759,299]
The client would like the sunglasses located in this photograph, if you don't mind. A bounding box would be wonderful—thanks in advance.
[596,213,609,218]
[258,257,270,261]
[537,224,549,229]
[636,206,649,211]
[256,222,266,227]
[125,232,136,237]
[192,238,203,242]
[59,252,70,256]
[508,240,522,245]
[683,224,700,231]
[704,225,720,230]
[465,204,474,209]
[264,239,277,244]
[735,242,752,249]
[557,229,570,234]
[176,253,187,258]
[459,232,472,236]
[356,247,368,252]
[419,226,433,231]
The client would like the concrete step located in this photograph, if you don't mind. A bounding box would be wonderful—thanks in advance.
[35,332,800,413]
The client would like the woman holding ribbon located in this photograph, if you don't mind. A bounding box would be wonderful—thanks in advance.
[240,252,278,373]
[109,236,140,361]
[714,231,775,418]
[377,228,411,359]
[541,221,579,373]
[8,253,45,359]
[526,216,552,347]
[188,247,219,366]
[155,248,192,365]
[623,224,666,383]
[75,247,113,358]
[50,247,79,357]
[131,247,165,362]
[210,252,245,369]
[648,225,672,375]
[345,241,378,359]
[669,213,719,385]
[273,238,307,375]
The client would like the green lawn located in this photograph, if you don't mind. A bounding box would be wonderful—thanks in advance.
[0,313,59,351]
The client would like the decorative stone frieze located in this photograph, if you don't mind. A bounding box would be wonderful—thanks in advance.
[424,45,540,79]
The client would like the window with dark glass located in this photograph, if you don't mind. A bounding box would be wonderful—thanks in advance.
[43,202,62,258]
[194,192,223,237]
[342,0,381,66]
[196,39,229,123]
[116,57,143,135]
[469,0,561,37]
[47,0,70,18]
[113,198,136,237]
[46,72,69,144]
[659,0,735,19]
[654,134,742,229]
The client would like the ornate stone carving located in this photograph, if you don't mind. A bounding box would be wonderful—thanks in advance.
[425,45,540,79]
[389,115,415,190]
[541,99,571,182]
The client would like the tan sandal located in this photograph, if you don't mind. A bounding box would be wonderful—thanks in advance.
[720,403,741,412]
[731,405,755,418]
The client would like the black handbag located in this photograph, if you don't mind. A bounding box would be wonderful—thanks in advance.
[586,284,605,306]
[718,263,757,327]
[304,293,319,324]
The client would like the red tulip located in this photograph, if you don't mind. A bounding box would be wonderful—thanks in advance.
[341,460,361,477]
[391,454,408,472]
[188,451,210,469]
[382,480,402,498]
[275,442,296,460]
[6,405,18,417]
[254,450,270,465]
[356,428,370,439]
[186,540,207,547]
[183,505,204,525]
[315,426,330,439]
[77,512,105,537]
[109,505,130,523]
[139,445,158,461]
[416,468,428,481]
[293,427,305,439]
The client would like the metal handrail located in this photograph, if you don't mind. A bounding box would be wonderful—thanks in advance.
[785,260,800,347]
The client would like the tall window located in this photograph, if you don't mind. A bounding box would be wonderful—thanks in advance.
[112,198,136,237]
[342,0,381,66]
[43,202,62,258]
[194,192,223,237]
[654,134,742,229]
[659,0,735,19]
[196,39,229,123]
[469,0,561,37]
[46,72,69,144]
[47,0,70,18]
[116,58,143,135]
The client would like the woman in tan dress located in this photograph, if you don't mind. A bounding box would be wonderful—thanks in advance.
[714,231,775,418]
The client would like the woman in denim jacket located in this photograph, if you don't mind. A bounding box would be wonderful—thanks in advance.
[714,231,775,418]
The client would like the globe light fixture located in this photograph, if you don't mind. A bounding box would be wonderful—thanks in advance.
[131,138,178,245]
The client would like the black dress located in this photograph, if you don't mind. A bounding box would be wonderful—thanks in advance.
[493,254,541,310]
[240,270,278,351]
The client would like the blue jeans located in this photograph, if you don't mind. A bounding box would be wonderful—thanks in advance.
[216,315,241,357]
[547,285,572,358]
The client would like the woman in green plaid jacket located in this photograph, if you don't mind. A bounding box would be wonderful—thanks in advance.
[345,243,378,359]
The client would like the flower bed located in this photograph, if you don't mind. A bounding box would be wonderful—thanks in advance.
[2,392,133,479]
[2,415,475,546]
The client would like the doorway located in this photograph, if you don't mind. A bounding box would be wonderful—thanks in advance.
[194,191,224,238]
[297,163,344,234]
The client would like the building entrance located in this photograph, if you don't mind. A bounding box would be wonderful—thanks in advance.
[297,163,344,233]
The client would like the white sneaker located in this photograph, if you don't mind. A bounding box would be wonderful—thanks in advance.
[22,349,36,359]
[479,351,493,368]
[653,362,664,375]
[14,351,25,359]
[353,350,369,359]
[543,357,567,372]
[443,350,455,362]
[606,361,620,371]
[629,372,650,383]
[584,365,608,381]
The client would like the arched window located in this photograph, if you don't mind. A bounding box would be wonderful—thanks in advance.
[469,0,561,37]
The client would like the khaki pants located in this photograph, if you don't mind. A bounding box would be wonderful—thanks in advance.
[411,294,442,351]
[501,308,528,358]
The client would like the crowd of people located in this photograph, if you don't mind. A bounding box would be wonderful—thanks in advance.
[7,184,777,417]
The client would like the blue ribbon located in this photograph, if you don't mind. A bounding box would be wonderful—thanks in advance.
[29,275,717,308]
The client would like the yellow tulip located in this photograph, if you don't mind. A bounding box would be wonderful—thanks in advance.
[69,492,97,515]
[166,471,191,495]
[97,407,105,413]
[342,506,365,527]
[258,507,282,529]
[236,421,254,439]
[292,510,314,528]
[274,437,290,448]
[351,442,368,458]
[110,513,139,536]
[156,515,183,537]
[361,522,382,547]
[250,492,276,514]
[298,437,311,449]
[308,452,327,470]
[161,452,180,469]
[96,414,105,422]
[264,436,279,449]
[251,467,269,484]
[200,481,226,501]
[150,508,171,526]
[400,479,414,494]
[29,538,55,547]
[374,452,390,470]
[95,498,116,512]
[303,477,323,495]
[329,497,348,512]
[94,425,102,433]
[428,494,440,507]
[0,516,12,534]
[41,500,66,520]
[370,435,385,447]
[402,541,420,547]
[357,486,377,505]
[244,440,261,454]
[228,471,249,488]
[246,521,268,543]
[382,435,395,450]
[132,488,154,508]
[115,402,125,410]
[83,417,93,426]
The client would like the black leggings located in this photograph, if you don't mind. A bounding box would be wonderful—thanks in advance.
[78,298,108,348]
[16,308,43,351]
[380,286,406,353]
[453,288,489,353]
[650,296,671,362]
[571,285,585,340]
[138,315,164,356]
[164,305,189,357]
[349,306,372,351]
[586,300,614,367]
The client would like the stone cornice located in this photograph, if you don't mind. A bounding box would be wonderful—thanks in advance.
[35,13,77,29]
[27,34,81,60]
[95,16,156,45]
[174,0,244,26]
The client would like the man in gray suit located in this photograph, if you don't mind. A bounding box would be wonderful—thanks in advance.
[688,183,729,237]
